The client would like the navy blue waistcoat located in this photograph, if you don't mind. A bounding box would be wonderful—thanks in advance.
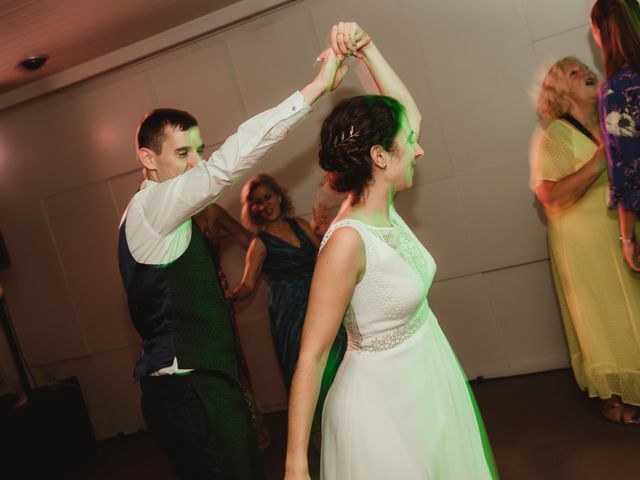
[118,220,238,381]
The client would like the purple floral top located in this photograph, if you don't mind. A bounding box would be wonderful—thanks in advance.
[598,67,640,211]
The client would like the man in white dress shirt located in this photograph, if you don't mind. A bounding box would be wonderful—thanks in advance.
[117,47,347,479]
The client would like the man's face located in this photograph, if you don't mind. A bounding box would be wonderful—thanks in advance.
[150,125,204,182]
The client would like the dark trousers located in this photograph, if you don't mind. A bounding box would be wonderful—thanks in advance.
[141,371,265,480]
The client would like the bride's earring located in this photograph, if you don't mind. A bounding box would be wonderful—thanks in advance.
[378,152,387,169]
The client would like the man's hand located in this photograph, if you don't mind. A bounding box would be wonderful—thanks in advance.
[316,47,349,93]
[301,47,348,104]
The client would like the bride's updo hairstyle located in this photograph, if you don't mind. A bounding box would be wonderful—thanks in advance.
[319,95,405,202]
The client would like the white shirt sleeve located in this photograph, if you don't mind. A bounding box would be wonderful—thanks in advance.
[123,91,311,265]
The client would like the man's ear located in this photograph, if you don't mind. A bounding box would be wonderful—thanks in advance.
[369,144,388,169]
[137,148,157,171]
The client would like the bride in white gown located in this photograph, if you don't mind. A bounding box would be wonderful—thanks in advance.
[285,21,497,480]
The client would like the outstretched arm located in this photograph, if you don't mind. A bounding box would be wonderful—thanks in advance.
[284,227,364,479]
[330,22,422,135]
[230,237,267,301]
[300,47,350,105]
[131,47,349,244]
[203,204,253,249]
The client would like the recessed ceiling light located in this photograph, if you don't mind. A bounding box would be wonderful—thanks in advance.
[18,55,49,71]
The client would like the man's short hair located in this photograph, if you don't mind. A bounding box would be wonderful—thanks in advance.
[136,108,198,154]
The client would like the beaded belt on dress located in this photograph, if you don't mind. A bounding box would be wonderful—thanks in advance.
[345,301,428,352]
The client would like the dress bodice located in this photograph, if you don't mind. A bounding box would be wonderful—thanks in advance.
[321,209,437,352]
[320,210,495,480]
[257,218,316,283]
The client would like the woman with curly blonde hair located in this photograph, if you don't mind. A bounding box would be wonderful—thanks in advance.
[530,56,640,425]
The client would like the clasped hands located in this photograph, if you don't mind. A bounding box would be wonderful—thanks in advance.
[329,21,371,59]
[314,22,371,93]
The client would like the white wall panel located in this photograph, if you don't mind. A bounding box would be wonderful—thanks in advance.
[226,6,335,217]
[429,274,508,380]
[0,199,88,366]
[405,0,530,72]
[148,41,248,146]
[0,102,43,198]
[227,7,321,115]
[484,261,569,374]
[42,182,139,353]
[532,25,603,77]
[519,0,592,42]
[32,73,155,197]
[108,170,144,218]
[429,45,539,174]
[455,159,548,272]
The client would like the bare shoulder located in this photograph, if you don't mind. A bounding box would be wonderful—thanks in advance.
[317,224,365,280]
[319,224,363,259]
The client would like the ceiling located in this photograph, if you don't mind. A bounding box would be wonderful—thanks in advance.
[0,0,242,95]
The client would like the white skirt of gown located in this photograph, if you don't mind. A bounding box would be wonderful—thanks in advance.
[321,310,494,480]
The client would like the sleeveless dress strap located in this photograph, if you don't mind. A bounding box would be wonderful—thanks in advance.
[320,219,366,253]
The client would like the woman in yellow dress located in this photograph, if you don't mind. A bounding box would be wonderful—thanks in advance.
[530,56,640,424]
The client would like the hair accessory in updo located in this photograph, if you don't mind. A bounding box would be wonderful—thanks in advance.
[332,125,361,147]
[319,94,405,203]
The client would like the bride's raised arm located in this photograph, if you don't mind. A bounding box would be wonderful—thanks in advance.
[330,21,422,136]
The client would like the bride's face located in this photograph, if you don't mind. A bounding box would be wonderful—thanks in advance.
[387,114,424,192]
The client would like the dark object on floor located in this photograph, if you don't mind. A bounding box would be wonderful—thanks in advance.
[1,376,95,478]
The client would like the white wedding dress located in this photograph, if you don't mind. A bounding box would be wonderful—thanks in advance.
[320,208,495,480]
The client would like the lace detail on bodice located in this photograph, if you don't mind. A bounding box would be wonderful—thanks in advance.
[345,300,428,352]
[321,213,436,353]
[365,224,430,283]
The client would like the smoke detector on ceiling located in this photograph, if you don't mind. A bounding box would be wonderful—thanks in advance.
[18,55,49,71]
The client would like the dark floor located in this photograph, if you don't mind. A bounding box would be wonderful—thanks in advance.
[69,369,639,480]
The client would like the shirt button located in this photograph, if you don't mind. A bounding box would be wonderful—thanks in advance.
[292,106,296,111]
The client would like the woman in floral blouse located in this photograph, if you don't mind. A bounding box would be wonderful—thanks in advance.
[592,0,640,271]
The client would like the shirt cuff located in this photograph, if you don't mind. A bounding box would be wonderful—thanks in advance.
[279,90,312,118]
